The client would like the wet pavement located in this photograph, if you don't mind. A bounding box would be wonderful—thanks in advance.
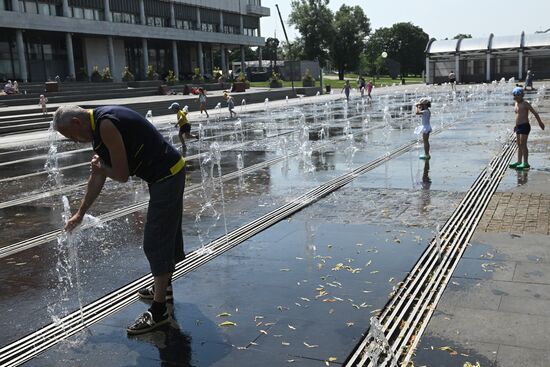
[1,83,547,366]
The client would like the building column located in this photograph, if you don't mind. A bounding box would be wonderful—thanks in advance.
[62,0,70,16]
[219,10,224,33]
[107,36,115,79]
[239,15,244,35]
[240,45,245,74]
[15,29,28,82]
[425,56,430,84]
[258,21,263,68]
[454,54,460,83]
[518,51,523,80]
[220,44,227,76]
[172,40,179,78]
[486,53,491,81]
[170,3,175,27]
[139,0,146,25]
[65,33,76,79]
[197,42,204,75]
[196,7,201,30]
[103,0,112,21]
[142,38,148,78]
[11,0,19,11]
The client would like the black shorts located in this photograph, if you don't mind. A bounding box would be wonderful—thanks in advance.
[144,168,186,276]
[514,123,531,135]
[449,78,456,84]
[179,124,191,134]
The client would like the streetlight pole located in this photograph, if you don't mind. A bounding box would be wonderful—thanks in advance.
[275,4,294,93]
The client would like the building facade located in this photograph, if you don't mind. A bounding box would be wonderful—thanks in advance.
[0,0,269,82]
[426,31,550,84]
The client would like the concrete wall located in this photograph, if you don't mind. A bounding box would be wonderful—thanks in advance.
[84,38,110,77]
[112,39,126,83]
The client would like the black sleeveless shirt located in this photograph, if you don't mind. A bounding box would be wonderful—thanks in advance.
[91,106,184,183]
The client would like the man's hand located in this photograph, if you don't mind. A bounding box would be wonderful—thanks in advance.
[65,211,83,232]
[91,155,105,176]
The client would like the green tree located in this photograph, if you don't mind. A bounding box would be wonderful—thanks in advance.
[288,0,334,66]
[330,5,371,80]
[281,38,306,60]
[453,34,472,39]
[365,22,429,77]
[229,46,256,63]
[263,37,280,68]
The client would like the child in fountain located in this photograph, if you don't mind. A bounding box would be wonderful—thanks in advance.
[197,87,209,118]
[39,95,48,115]
[415,98,432,160]
[53,104,186,335]
[169,102,198,156]
[342,80,351,101]
[367,80,374,100]
[509,87,545,170]
[224,91,237,118]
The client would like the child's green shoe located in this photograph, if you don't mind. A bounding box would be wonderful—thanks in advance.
[509,162,520,168]
[516,163,530,170]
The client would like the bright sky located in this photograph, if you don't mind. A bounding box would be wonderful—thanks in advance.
[260,0,550,42]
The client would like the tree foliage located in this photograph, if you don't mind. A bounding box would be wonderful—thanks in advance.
[288,0,334,66]
[453,34,472,39]
[365,22,429,76]
[330,5,371,80]
[281,38,306,61]
[229,46,256,63]
[263,37,280,63]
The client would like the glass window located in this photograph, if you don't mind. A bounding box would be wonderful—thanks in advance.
[38,2,50,15]
[24,0,38,13]
[43,44,53,61]
[83,8,93,20]
[72,7,84,18]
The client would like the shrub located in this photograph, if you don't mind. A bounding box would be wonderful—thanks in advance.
[101,66,113,81]
[121,67,134,82]
[146,65,157,80]
[269,72,283,88]
[78,67,88,81]
[90,65,101,82]
[213,67,222,79]
[192,67,204,83]
[302,68,314,82]
[165,70,178,85]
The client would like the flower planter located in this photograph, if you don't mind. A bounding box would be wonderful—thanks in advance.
[302,80,315,87]
[232,82,246,92]
[269,81,283,88]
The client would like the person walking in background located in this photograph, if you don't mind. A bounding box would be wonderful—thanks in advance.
[415,98,432,160]
[358,76,366,98]
[169,102,198,156]
[509,87,545,171]
[224,91,237,118]
[39,94,48,115]
[53,104,187,335]
[366,80,374,100]
[525,70,534,91]
[448,71,456,91]
[198,87,209,118]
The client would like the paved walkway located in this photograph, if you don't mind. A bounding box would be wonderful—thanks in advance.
[414,128,550,367]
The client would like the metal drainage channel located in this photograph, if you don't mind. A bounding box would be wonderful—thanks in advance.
[345,133,517,367]
[0,118,386,259]
[0,126,446,367]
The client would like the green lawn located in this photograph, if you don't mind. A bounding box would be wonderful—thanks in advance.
[250,75,424,90]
